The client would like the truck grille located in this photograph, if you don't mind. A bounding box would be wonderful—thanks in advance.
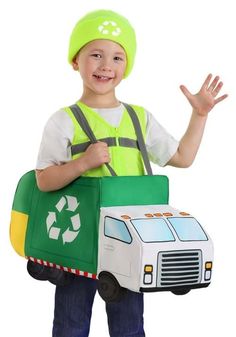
[157,250,202,287]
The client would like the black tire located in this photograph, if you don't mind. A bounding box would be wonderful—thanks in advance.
[27,260,74,286]
[98,271,126,303]
[47,268,75,286]
[27,260,48,281]
[171,287,191,295]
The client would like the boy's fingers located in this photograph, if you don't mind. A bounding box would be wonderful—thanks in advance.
[97,141,108,146]
[201,73,212,90]
[208,76,220,92]
[212,81,223,97]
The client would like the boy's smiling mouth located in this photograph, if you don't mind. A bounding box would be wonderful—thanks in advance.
[93,74,114,81]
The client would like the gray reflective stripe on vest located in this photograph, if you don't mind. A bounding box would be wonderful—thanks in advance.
[118,137,139,149]
[71,137,139,156]
[71,137,116,155]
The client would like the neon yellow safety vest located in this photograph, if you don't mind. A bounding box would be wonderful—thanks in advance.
[64,101,147,177]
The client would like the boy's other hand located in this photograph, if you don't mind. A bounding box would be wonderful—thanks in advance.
[82,142,110,170]
[180,74,228,117]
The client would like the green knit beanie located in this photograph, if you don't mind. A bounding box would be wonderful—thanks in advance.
[68,9,137,78]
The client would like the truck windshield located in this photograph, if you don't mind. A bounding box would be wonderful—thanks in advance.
[167,217,208,241]
[131,218,175,242]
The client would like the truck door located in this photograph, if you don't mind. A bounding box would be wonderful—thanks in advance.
[100,216,133,277]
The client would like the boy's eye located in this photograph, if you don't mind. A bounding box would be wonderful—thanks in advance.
[91,53,102,58]
[114,56,123,61]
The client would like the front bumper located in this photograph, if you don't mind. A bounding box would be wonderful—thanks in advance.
[140,282,210,293]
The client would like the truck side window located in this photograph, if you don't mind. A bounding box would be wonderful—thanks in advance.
[104,216,132,244]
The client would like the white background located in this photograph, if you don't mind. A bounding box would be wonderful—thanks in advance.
[1,0,235,336]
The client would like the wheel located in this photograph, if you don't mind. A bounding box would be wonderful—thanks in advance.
[27,260,48,281]
[171,287,191,295]
[98,272,126,302]
[27,260,74,286]
[47,268,75,286]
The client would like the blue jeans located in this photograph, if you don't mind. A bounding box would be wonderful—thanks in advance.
[52,275,145,337]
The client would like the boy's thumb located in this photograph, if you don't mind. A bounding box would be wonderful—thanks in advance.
[180,85,191,99]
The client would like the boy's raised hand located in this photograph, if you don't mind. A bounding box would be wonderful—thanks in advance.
[180,74,228,116]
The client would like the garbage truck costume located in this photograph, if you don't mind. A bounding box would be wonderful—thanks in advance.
[10,103,214,302]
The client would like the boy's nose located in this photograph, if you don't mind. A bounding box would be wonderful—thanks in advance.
[98,58,113,72]
[99,64,112,72]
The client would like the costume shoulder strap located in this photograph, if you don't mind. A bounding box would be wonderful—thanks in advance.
[122,103,153,176]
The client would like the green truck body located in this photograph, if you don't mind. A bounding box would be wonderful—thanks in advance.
[11,171,169,276]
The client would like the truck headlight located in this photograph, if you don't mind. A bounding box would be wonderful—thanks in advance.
[144,265,153,285]
[144,265,153,273]
[144,273,152,284]
[204,261,213,281]
[205,262,213,270]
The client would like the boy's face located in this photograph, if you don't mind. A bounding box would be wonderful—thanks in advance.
[72,39,127,96]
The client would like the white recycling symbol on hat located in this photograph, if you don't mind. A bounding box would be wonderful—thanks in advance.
[98,21,121,37]
[46,195,81,245]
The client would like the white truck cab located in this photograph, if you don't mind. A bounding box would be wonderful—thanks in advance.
[97,205,213,301]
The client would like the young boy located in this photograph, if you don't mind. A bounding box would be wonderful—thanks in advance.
[35,9,227,337]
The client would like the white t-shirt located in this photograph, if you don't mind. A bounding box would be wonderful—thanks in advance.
[36,103,179,169]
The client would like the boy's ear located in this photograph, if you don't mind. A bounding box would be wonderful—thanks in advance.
[72,56,79,71]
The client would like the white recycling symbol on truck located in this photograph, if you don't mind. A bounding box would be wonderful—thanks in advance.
[46,195,81,244]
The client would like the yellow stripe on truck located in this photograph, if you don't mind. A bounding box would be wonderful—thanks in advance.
[10,210,28,257]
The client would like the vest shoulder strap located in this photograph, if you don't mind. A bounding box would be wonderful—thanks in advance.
[122,103,153,176]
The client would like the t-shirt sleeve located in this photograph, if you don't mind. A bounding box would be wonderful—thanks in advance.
[36,110,74,170]
[145,109,179,167]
